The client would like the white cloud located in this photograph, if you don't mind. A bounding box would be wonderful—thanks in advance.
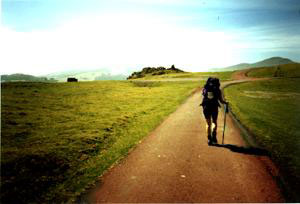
[0,13,223,75]
[4,11,294,76]
[119,0,299,10]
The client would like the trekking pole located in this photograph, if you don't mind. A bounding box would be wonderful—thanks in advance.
[222,103,228,145]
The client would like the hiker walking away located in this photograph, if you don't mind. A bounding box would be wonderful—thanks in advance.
[200,77,228,145]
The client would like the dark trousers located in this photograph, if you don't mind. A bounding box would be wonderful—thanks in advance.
[203,106,219,141]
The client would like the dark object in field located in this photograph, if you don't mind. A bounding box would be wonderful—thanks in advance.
[67,77,78,82]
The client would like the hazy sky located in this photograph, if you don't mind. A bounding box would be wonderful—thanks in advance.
[1,0,300,76]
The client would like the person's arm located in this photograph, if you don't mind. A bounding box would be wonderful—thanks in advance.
[218,89,228,104]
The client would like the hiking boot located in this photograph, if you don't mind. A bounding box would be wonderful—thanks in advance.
[208,135,212,145]
[212,136,218,144]
[212,131,218,144]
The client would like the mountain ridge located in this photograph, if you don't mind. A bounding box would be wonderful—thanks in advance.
[46,69,127,81]
[1,73,57,82]
[212,57,296,71]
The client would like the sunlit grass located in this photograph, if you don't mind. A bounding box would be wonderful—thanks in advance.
[224,78,300,201]
[1,80,201,203]
[135,71,234,81]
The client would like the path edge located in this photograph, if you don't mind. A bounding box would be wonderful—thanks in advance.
[77,86,202,203]
[222,80,296,202]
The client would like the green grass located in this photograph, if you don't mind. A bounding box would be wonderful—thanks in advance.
[135,71,234,81]
[247,63,300,78]
[224,78,300,201]
[1,80,201,203]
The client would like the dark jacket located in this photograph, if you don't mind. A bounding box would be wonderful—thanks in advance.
[201,86,226,108]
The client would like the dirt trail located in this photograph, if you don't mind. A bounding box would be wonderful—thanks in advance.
[87,71,284,203]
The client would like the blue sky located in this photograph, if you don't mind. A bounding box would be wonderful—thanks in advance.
[1,0,300,75]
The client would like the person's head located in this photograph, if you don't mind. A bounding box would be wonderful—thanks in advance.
[206,77,220,88]
[212,78,220,88]
[206,77,212,84]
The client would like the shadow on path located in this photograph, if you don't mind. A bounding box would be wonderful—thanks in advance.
[212,144,269,156]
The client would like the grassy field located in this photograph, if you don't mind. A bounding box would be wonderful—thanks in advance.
[135,71,234,81]
[224,78,300,201]
[247,63,300,78]
[1,80,201,203]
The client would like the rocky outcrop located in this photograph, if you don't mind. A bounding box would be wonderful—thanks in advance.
[127,65,184,79]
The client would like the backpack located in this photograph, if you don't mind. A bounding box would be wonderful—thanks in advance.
[201,77,221,107]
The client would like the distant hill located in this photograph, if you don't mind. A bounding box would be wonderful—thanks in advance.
[127,65,184,79]
[247,63,300,78]
[212,57,296,71]
[95,73,127,80]
[223,63,251,70]
[1,73,57,82]
[251,57,295,67]
[46,69,127,81]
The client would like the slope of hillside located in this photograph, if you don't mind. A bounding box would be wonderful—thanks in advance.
[46,69,127,82]
[247,63,300,78]
[214,57,295,71]
[252,57,294,67]
[1,73,57,82]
